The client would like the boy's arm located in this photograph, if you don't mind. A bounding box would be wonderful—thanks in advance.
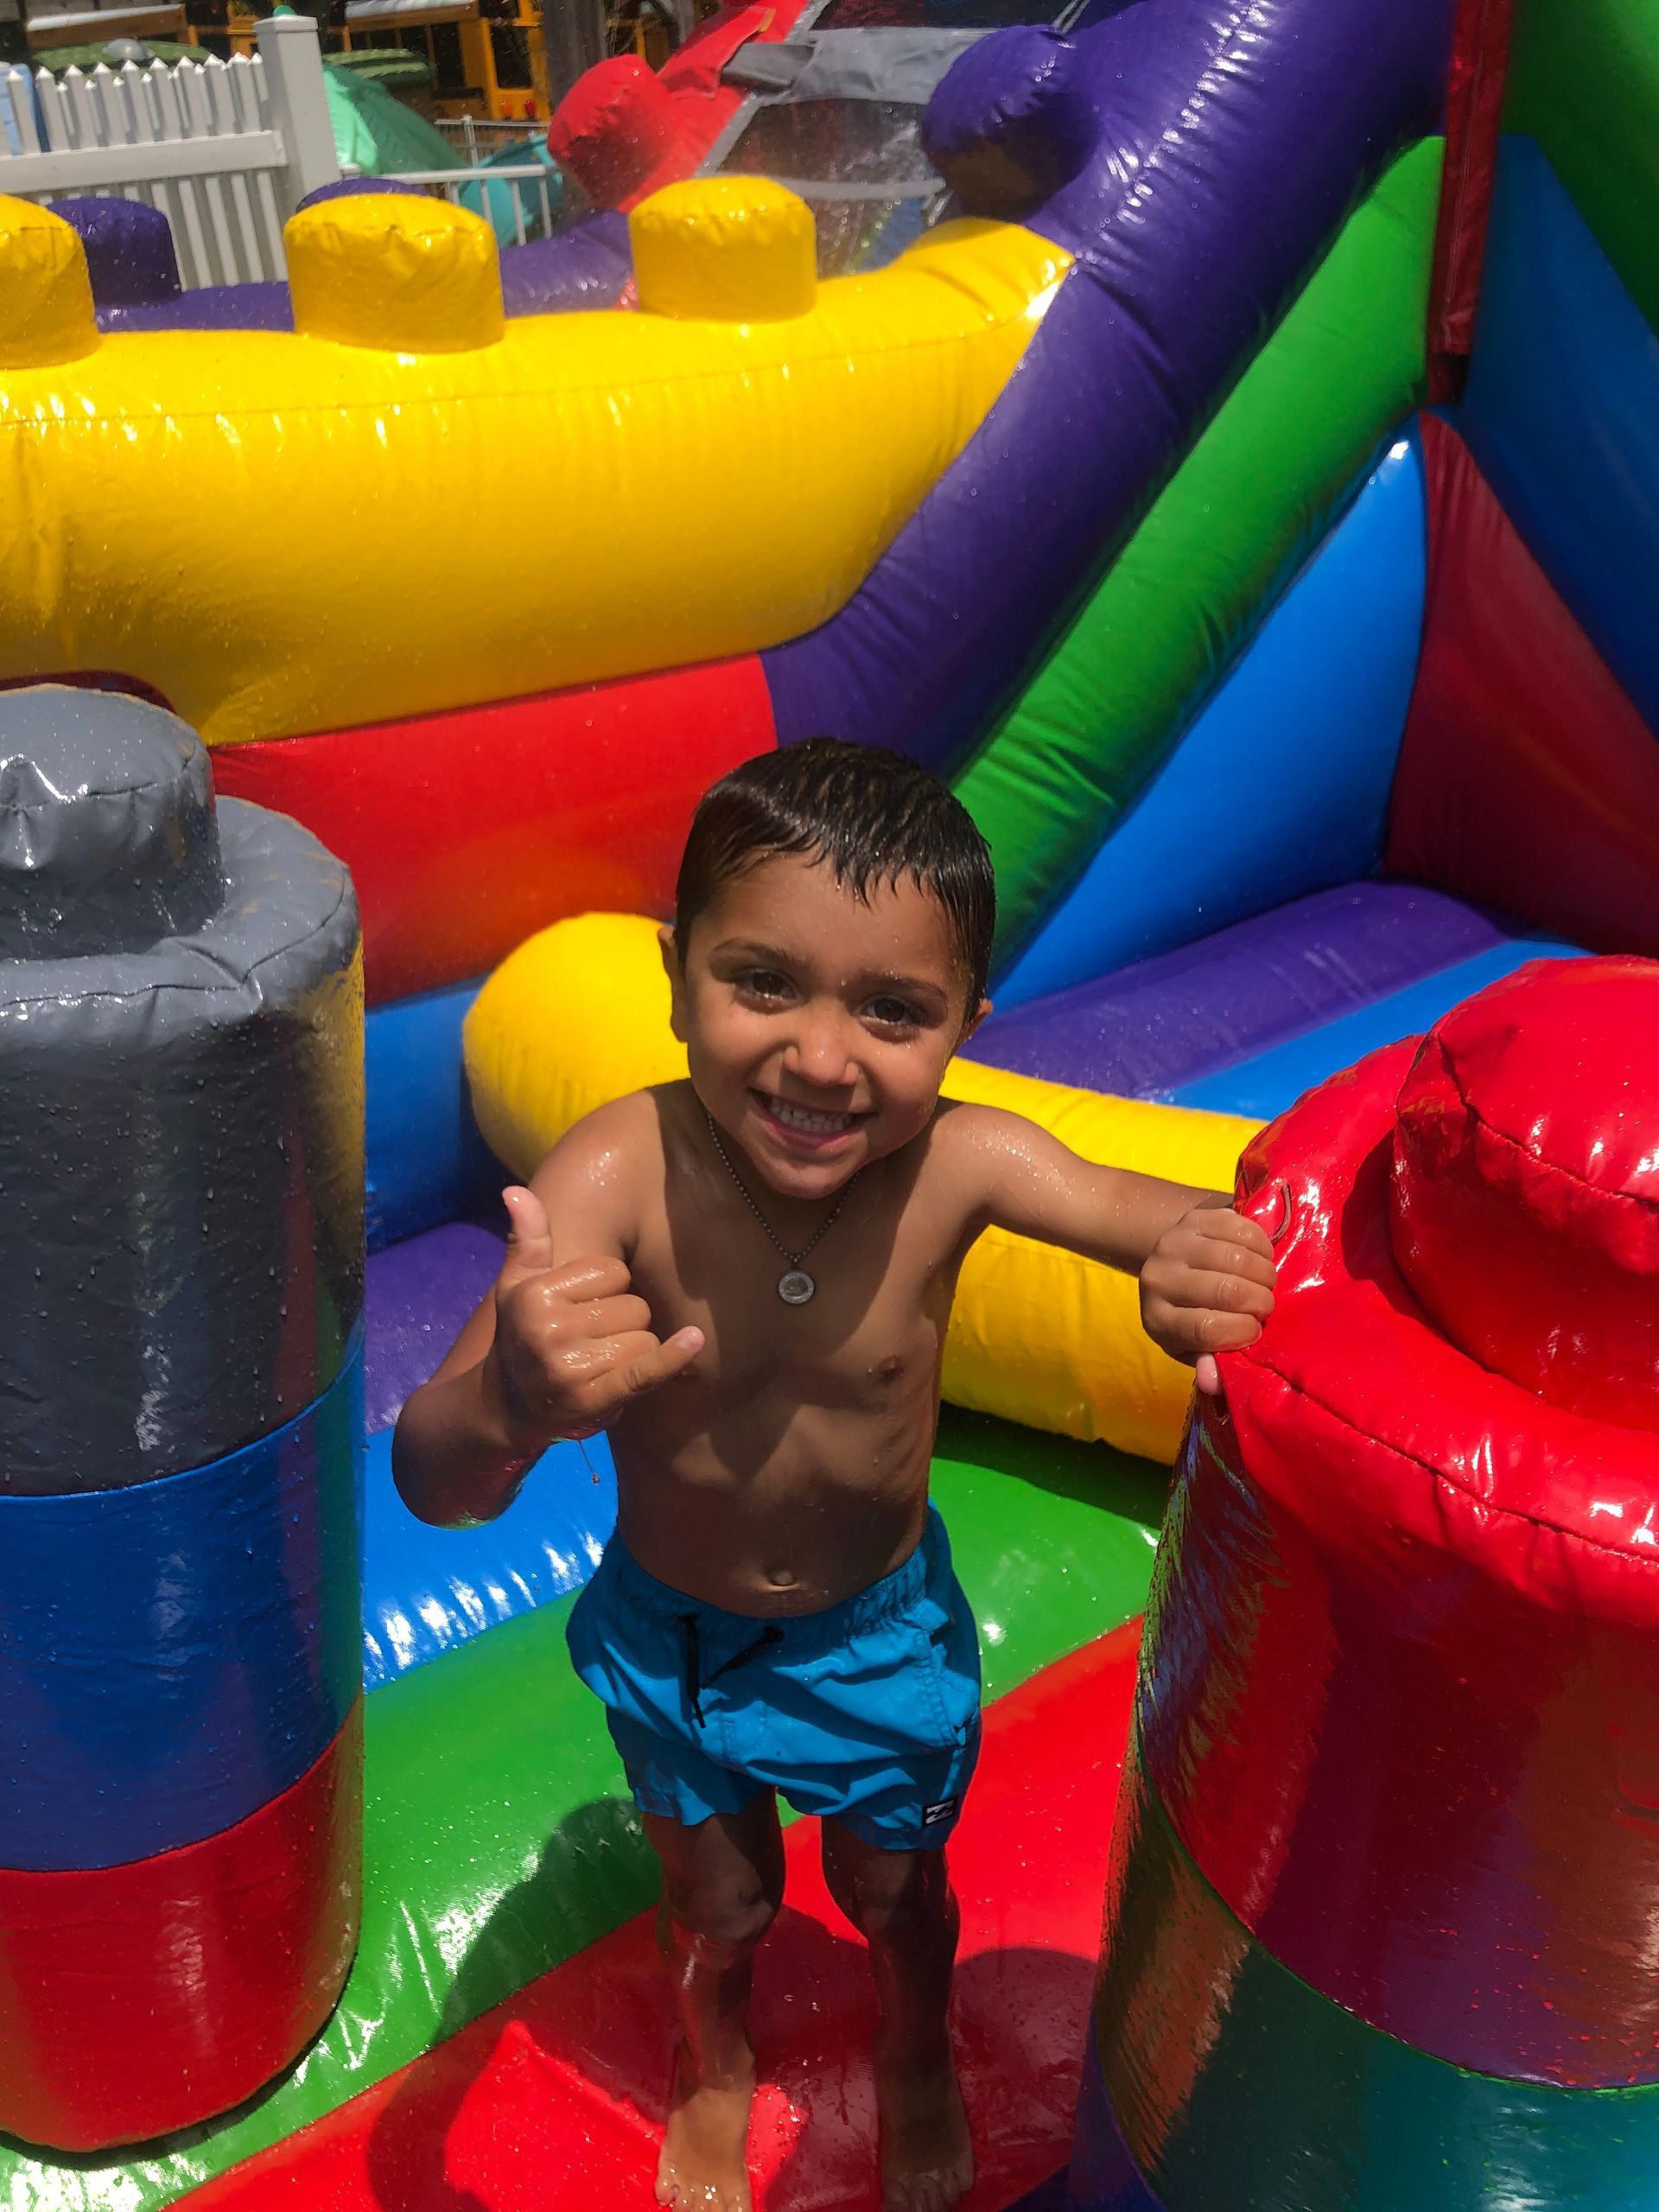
[391,1099,702,1529]
[944,1103,1275,1388]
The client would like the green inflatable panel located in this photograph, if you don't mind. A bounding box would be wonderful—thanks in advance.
[955,137,1441,963]
[1096,1736,1659,2212]
[1505,0,1659,337]
[0,1408,1161,2212]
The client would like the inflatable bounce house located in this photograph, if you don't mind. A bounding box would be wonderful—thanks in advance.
[2,0,1658,2202]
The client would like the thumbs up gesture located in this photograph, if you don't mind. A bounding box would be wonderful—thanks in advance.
[483,1185,705,1452]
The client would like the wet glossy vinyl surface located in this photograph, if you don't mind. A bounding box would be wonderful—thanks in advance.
[1391,955,1659,1426]
[0,1349,363,1869]
[0,798,363,1493]
[0,1707,363,2155]
[172,1630,1143,2212]
[1141,1005,1659,2085]
[1085,1740,1659,2212]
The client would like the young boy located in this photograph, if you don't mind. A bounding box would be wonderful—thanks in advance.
[394,742,1276,2212]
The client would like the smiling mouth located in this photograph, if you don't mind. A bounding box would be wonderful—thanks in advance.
[755,1090,865,1136]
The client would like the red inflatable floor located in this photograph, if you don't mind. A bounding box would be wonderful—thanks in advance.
[182,1624,1140,2212]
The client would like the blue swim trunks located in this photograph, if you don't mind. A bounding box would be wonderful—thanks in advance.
[567,1506,982,1850]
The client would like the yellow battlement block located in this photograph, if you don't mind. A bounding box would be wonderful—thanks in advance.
[288,194,506,354]
[632,178,818,321]
[0,198,99,370]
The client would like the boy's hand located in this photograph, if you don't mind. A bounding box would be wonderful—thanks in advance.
[1140,1198,1276,1398]
[483,1186,704,1452]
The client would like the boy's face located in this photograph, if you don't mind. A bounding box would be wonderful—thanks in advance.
[664,852,988,1201]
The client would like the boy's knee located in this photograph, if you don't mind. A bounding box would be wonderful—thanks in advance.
[834,1843,952,1942]
[664,1872,779,1956]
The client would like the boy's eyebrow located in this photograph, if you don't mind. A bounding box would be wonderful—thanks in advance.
[860,969,953,1011]
[708,938,798,969]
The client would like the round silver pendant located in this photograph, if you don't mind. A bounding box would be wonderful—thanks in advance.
[778,1268,816,1306]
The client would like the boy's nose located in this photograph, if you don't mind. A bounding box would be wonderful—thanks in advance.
[784,1008,858,1090]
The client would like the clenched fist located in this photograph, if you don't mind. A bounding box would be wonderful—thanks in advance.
[483,1185,704,1452]
[1139,1198,1276,1398]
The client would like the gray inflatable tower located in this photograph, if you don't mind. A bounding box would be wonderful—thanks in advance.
[0,686,365,2151]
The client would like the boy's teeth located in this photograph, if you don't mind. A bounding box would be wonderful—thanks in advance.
[770,1096,854,1134]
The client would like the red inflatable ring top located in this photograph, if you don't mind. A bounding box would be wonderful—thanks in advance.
[1392,957,1659,1428]
[1135,954,1659,2090]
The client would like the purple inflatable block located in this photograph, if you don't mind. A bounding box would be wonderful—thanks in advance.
[364,1218,504,1436]
[962,883,1510,1099]
[921,28,1096,219]
[48,196,181,308]
[500,209,633,313]
[763,0,1457,769]
[297,176,428,210]
[101,283,295,333]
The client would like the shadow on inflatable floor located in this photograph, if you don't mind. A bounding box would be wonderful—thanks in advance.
[361,1897,1094,2211]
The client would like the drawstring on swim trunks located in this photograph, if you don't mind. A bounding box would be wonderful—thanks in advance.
[682,1616,785,1728]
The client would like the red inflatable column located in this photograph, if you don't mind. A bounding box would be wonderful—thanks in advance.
[1071,957,1659,2210]
[1140,954,1659,2088]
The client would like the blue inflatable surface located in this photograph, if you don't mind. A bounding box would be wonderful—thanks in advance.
[995,432,1428,1007]
[361,1424,616,1691]
[1170,940,1582,1119]
[0,1348,362,1868]
[1459,137,1659,737]
[365,975,498,1254]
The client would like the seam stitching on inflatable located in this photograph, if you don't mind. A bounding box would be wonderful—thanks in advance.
[0,872,357,1011]
[1442,1052,1659,1217]
[1247,1359,1657,1565]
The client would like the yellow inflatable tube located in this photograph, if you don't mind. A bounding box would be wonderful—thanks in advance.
[0,189,1069,747]
[463,914,1264,1465]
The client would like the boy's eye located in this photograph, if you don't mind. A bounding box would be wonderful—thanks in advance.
[866,996,925,1030]
[736,969,792,1002]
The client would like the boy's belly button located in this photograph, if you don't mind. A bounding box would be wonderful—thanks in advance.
[765,1565,798,1589]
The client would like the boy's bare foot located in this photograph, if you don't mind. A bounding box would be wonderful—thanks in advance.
[874,2030,975,2212]
[655,2040,757,2211]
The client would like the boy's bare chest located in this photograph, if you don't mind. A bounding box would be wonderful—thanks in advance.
[627,1187,963,1408]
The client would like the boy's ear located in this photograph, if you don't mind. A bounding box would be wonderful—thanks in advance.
[658,924,690,1045]
[959,995,993,1048]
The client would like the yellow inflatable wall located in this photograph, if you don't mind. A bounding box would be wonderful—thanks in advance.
[464,913,1263,1465]
[0,190,1069,747]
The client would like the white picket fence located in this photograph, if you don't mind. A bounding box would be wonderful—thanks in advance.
[0,12,339,287]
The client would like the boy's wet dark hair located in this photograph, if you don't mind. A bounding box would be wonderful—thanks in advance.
[675,740,996,1015]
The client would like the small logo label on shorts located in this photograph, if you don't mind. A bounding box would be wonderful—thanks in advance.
[922,1798,957,1827]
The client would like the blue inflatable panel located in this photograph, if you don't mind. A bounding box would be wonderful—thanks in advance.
[1170,940,1581,1121]
[0,1346,362,1870]
[365,976,499,1254]
[1458,138,1659,738]
[361,1423,615,1690]
[995,432,1427,1008]
[1066,2035,1167,2211]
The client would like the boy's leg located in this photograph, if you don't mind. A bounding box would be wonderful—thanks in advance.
[645,1793,785,2212]
[821,1820,974,2212]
